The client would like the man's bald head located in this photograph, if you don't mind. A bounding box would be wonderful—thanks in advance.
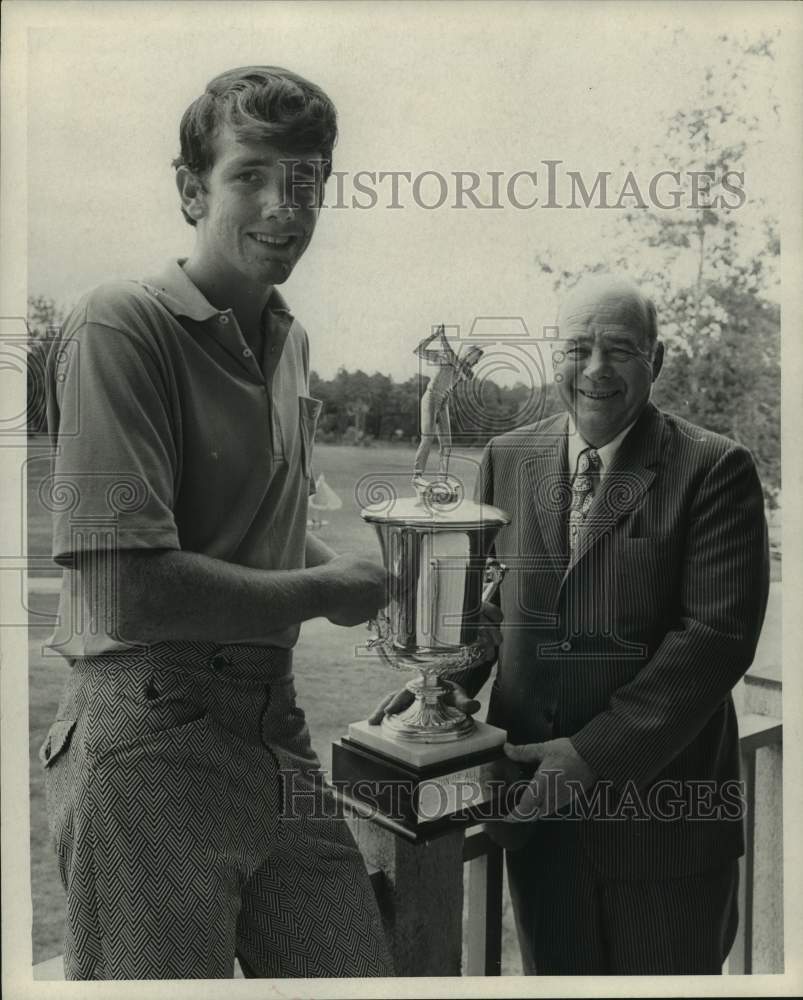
[552,273,664,447]
[558,274,658,352]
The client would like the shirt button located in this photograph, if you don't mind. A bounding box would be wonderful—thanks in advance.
[219,314,229,325]
[560,641,572,652]
[243,348,253,358]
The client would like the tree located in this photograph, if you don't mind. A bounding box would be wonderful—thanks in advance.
[26,295,66,435]
[536,31,781,506]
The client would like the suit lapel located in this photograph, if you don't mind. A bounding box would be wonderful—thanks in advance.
[523,415,570,570]
[565,403,665,576]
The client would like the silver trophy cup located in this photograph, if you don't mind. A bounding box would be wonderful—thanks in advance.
[362,479,510,742]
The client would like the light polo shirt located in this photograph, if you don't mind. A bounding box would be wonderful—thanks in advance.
[46,259,321,656]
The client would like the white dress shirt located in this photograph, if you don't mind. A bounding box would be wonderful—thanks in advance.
[567,417,638,481]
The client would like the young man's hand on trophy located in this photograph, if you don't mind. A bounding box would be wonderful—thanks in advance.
[317,554,395,628]
[366,600,504,725]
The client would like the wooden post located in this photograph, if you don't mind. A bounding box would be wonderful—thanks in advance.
[728,714,783,975]
[731,742,757,974]
[350,817,465,977]
[464,830,503,975]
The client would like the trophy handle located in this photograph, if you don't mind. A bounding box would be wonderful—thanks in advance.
[367,609,392,648]
[481,559,506,604]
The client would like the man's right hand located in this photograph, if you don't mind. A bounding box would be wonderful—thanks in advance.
[317,554,390,627]
[367,679,481,725]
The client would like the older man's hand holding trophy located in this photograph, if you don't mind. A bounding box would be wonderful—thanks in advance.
[332,327,512,838]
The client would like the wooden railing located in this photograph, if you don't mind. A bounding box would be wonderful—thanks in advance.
[729,714,783,974]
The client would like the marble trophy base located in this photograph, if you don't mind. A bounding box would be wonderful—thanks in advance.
[331,720,507,841]
[347,719,505,767]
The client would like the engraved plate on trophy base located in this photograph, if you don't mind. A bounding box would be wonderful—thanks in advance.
[331,722,508,841]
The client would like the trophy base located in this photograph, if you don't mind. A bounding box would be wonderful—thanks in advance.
[332,722,508,841]
[379,704,475,743]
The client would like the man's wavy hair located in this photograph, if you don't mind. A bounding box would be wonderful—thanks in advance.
[173,66,338,226]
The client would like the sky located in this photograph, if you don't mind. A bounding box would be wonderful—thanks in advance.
[24,1,783,382]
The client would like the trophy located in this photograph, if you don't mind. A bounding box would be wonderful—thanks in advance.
[361,488,509,742]
[332,327,512,837]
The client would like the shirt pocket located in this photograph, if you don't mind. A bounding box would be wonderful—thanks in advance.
[298,396,322,479]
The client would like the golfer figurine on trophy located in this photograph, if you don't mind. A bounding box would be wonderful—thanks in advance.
[412,325,484,490]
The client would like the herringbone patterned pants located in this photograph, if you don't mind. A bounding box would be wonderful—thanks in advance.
[41,642,393,980]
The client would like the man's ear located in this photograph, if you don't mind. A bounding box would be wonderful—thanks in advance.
[651,340,664,382]
[175,166,207,223]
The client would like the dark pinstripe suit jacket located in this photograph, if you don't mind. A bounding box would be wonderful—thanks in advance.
[463,402,769,878]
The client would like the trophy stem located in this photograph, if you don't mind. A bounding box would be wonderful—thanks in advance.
[380,671,475,743]
[419,671,441,704]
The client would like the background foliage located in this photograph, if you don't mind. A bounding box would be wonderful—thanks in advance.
[27,33,781,506]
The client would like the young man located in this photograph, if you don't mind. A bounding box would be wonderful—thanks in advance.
[40,66,393,980]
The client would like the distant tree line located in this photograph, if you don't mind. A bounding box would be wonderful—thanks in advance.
[310,321,779,510]
[308,367,565,448]
[26,291,779,507]
[25,297,563,450]
[26,294,65,438]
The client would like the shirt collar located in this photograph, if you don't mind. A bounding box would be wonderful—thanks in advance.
[141,258,293,322]
[567,415,638,476]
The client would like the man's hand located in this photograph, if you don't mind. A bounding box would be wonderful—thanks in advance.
[317,554,390,627]
[368,600,503,724]
[501,737,596,822]
[475,600,503,659]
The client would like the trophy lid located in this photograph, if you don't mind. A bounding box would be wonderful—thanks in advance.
[361,494,510,529]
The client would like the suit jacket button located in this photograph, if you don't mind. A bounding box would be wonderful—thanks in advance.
[210,654,230,672]
[560,641,572,652]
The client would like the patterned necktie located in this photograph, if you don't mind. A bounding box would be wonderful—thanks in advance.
[568,447,601,551]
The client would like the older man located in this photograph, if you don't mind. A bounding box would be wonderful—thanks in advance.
[458,274,769,974]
